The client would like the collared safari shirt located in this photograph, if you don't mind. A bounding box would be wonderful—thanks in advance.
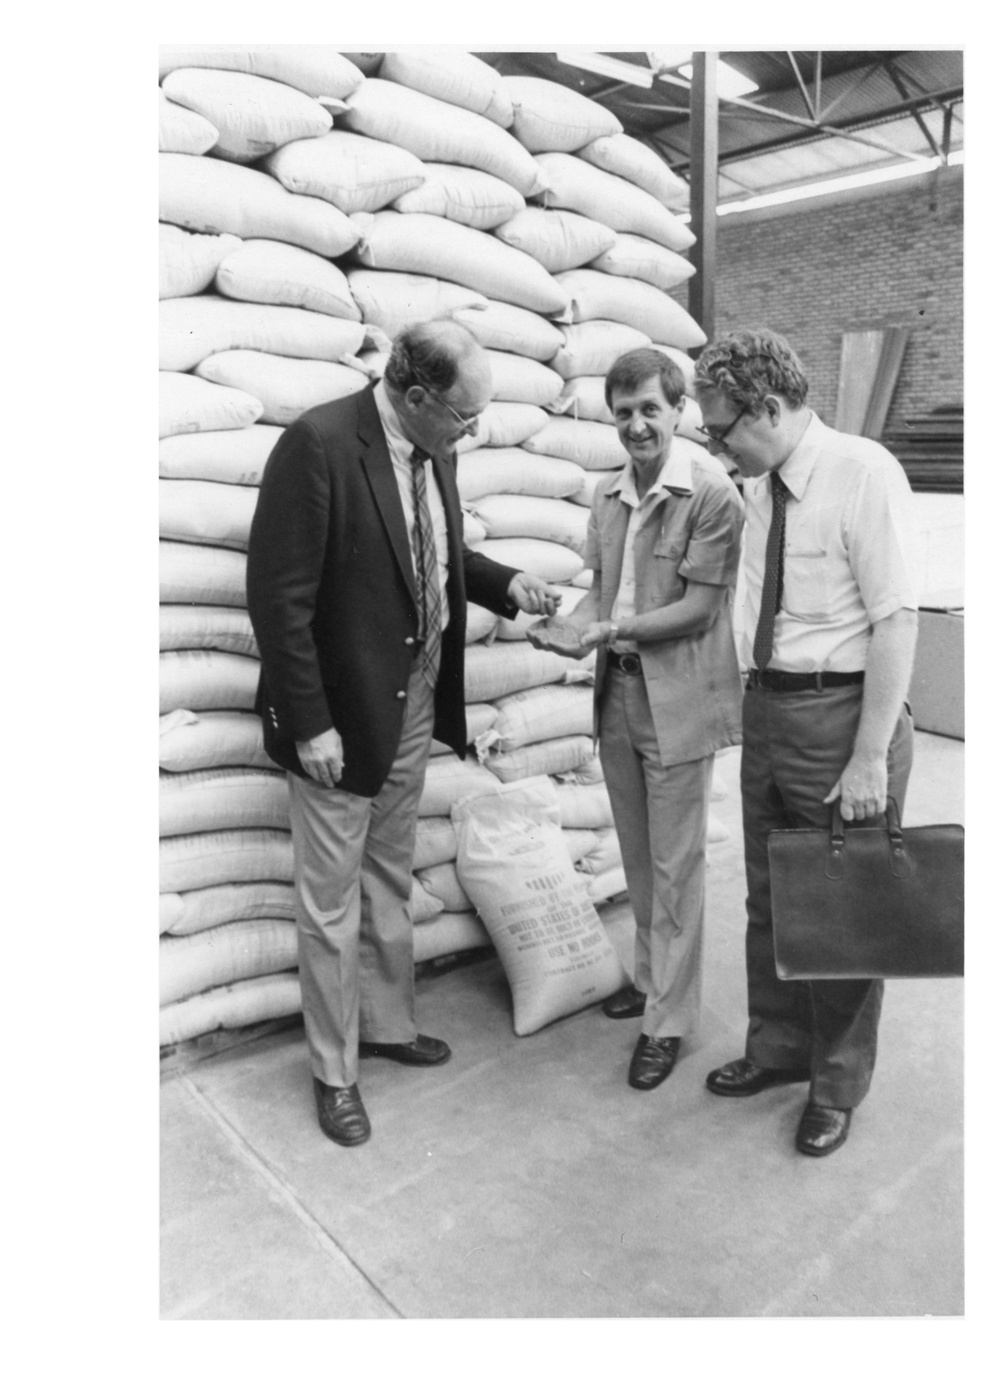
[740,412,918,673]
[584,437,745,766]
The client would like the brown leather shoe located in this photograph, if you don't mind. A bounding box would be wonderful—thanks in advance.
[628,1034,680,1090]
[795,1102,852,1157]
[706,1057,811,1097]
[313,1080,371,1147]
[358,1033,451,1066]
[602,984,647,1019]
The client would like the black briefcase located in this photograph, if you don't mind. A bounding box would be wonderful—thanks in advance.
[768,798,964,979]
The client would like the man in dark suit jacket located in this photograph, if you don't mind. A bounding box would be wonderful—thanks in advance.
[246,320,560,1147]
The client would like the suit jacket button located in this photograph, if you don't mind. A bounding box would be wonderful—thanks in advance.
[404,636,415,646]
[396,690,406,699]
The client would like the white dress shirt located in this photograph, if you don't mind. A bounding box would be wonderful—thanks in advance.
[374,379,451,632]
[609,447,695,653]
[740,412,918,673]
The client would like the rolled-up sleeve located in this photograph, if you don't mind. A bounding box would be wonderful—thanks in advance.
[680,479,745,586]
[846,455,919,623]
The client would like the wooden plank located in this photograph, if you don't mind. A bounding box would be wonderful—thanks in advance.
[835,329,884,433]
[862,327,910,438]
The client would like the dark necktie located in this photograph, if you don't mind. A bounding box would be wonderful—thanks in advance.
[410,449,442,687]
[752,471,788,672]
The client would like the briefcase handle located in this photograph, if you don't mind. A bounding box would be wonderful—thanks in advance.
[827,797,909,881]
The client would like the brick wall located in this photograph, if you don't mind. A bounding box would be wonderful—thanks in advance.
[676,165,963,434]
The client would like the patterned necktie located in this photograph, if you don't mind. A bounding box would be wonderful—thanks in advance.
[752,471,788,672]
[410,449,442,687]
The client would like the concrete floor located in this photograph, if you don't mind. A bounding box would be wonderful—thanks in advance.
[160,731,963,1320]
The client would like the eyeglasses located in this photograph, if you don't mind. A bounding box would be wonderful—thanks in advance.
[422,385,482,432]
[697,405,748,446]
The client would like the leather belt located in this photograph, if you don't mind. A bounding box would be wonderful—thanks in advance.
[607,650,643,675]
[746,668,865,693]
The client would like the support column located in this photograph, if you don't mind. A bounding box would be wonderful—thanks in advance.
[689,51,719,342]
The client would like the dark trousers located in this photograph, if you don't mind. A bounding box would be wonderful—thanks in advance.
[740,684,914,1108]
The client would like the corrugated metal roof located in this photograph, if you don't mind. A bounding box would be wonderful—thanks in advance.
[479,50,963,201]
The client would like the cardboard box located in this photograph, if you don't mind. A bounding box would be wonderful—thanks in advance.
[909,608,964,740]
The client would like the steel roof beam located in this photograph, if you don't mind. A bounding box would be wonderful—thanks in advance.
[787,51,816,120]
[885,60,943,160]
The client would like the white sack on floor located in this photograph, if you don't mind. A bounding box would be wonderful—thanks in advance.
[504,75,622,152]
[484,350,564,406]
[453,403,548,453]
[158,710,276,772]
[159,153,366,257]
[347,269,487,339]
[265,130,426,212]
[555,270,706,349]
[343,79,545,197]
[159,767,289,838]
[159,970,301,1046]
[160,919,298,1005]
[159,604,258,656]
[416,861,473,913]
[457,447,585,502]
[453,777,627,1034]
[488,683,594,751]
[159,424,284,486]
[161,68,332,163]
[356,212,568,317]
[537,153,696,253]
[159,478,257,550]
[160,224,243,300]
[492,207,616,273]
[482,734,594,783]
[159,296,367,372]
[590,235,696,292]
[417,755,501,818]
[392,163,525,229]
[160,541,247,607]
[576,133,690,210]
[471,494,590,554]
[522,416,628,471]
[194,350,369,425]
[412,911,491,963]
[159,370,262,437]
[166,881,294,937]
[215,239,361,320]
[379,51,514,127]
[158,46,364,101]
[452,301,564,361]
[463,638,593,703]
[159,650,260,714]
[160,829,294,893]
[159,92,218,155]
[471,538,584,584]
[550,321,651,379]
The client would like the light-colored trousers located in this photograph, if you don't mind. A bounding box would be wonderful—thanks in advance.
[598,668,714,1040]
[287,666,436,1088]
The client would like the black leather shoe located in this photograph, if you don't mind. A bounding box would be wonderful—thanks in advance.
[795,1102,852,1157]
[313,1080,371,1147]
[628,1034,680,1090]
[358,1033,452,1066]
[706,1056,811,1097]
[603,984,647,1019]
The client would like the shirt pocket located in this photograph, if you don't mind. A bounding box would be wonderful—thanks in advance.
[648,532,686,605]
[782,547,831,621]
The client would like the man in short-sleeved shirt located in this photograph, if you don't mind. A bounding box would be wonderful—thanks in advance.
[694,328,919,1158]
[529,348,744,1093]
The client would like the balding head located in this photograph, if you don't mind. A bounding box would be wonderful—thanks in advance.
[384,319,492,456]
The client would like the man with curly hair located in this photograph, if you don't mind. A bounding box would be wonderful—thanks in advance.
[693,328,918,1157]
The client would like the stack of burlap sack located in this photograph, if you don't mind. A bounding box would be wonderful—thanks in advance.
[158,48,729,1047]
